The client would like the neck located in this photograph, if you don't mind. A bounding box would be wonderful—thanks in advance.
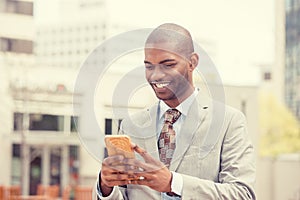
[164,86,194,108]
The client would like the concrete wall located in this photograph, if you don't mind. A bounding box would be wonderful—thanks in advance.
[223,85,259,148]
[257,155,300,200]
[0,57,13,185]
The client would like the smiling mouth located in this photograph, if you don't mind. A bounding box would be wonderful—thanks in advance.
[151,81,170,89]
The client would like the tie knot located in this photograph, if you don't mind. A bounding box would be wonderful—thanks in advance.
[164,109,181,124]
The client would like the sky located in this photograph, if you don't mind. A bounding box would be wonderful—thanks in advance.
[35,0,275,86]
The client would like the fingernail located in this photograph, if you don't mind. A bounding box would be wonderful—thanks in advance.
[131,143,137,149]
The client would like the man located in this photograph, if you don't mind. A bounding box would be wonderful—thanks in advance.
[94,23,256,199]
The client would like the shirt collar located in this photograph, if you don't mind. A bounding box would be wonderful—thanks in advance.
[159,88,199,119]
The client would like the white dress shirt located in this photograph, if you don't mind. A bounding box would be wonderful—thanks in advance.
[157,88,198,199]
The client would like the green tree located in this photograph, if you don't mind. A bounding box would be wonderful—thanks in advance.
[259,94,300,156]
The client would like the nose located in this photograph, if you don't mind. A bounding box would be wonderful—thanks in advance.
[149,65,165,81]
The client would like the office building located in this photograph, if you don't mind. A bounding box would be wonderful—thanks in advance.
[285,0,300,120]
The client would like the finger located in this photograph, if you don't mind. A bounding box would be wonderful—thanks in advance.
[103,155,124,166]
[129,176,154,186]
[102,165,142,179]
[133,144,164,167]
[131,171,156,182]
[103,164,141,176]
[103,173,141,187]
[122,158,162,172]
[132,144,147,157]
[104,156,164,174]
[132,164,169,179]
[101,163,137,174]
[130,142,137,149]
[103,173,136,181]
[101,166,124,176]
[104,179,134,187]
[132,145,160,165]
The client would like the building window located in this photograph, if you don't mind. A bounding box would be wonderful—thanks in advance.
[11,144,21,185]
[13,112,23,131]
[29,114,64,131]
[50,148,61,185]
[104,118,112,158]
[6,0,33,15]
[104,118,122,158]
[71,116,79,132]
[105,119,112,135]
[69,145,79,185]
[29,147,42,195]
[263,72,272,80]
[104,118,122,135]
[0,37,33,54]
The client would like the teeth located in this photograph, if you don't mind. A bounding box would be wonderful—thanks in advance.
[155,83,169,88]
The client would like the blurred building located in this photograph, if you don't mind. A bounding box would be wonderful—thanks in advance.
[35,21,107,69]
[285,0,300,121]
[0,0,262,198]
[34,0,111,69]
[0,0,34,192]
[0,0,99,196]
[256,1,300,199]
[260,0,300,115]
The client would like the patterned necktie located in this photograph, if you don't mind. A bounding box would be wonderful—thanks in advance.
[158,108,181,168]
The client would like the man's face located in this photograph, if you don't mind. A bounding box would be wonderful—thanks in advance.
[144,47,193,105]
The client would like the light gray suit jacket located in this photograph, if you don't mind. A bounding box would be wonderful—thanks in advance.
[94,95,256,200]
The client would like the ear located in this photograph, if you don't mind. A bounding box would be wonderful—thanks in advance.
[189,53,199,71]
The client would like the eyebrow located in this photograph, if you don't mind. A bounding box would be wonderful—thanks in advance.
[144,59,176,65]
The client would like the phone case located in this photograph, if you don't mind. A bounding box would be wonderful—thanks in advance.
[105,135,135,158]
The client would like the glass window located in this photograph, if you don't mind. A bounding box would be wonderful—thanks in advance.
[105,118,123,135]
[11,144,21,185]
[29,114,64,131]
[0,37,33,54]
[29,147,42,195]
[69,145,79,185]
[103,118,110,157]
[71,116,79,132]
[118,119,122,132]
[12,144,21,157]
[6,0,33,15]
[104,119,122,158]
[264,72,272,80]
[50,148,61,185]
[13,112,23,131]
[105,118,112,135]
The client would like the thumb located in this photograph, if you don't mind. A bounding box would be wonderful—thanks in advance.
[132,143,161,165]
[131,143,151,161]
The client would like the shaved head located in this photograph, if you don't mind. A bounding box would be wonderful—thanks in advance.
[145,23,194,58]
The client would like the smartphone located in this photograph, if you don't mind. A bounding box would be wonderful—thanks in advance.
[104,135,135,158]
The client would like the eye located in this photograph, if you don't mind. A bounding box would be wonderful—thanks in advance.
[163,63,176,68]
[145,64,154,70]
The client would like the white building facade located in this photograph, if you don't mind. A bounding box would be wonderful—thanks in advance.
[0,0,262,198]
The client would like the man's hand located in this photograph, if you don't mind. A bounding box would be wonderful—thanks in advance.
[99,144,173,195]
[100,155,136,196]
[128,144,173,193]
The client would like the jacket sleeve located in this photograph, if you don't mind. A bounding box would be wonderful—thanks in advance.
[181,111,256,200]
[92,176,128,200]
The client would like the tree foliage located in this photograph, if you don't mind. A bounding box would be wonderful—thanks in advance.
[259,94,300,156]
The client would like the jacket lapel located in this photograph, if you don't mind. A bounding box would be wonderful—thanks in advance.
[130,95,211,169]
[130,103,160,160]
[170,95,210,171]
